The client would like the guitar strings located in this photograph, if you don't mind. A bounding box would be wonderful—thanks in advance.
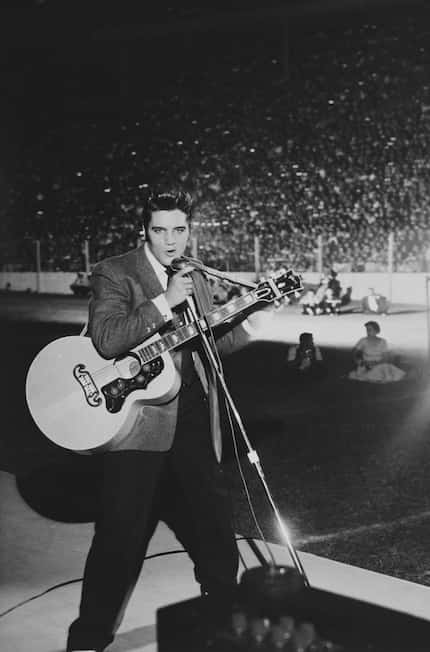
[81,274,299,386]
[85,289,259,382]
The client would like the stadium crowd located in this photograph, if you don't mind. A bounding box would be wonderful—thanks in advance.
[3,10,430,274]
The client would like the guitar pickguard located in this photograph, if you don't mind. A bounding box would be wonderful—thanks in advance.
[101,357,164,413]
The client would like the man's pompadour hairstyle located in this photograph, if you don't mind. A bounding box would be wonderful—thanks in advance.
[143,190,193,230]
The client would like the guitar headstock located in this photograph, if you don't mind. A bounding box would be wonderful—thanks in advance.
[254,268,303,303]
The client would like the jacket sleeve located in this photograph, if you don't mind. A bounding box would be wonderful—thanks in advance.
[213,318,250,357]
[88,261,167,359]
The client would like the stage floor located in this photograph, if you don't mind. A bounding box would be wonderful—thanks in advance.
[1,470,429,652]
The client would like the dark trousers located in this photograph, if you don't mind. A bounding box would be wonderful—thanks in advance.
[67,382,238,651]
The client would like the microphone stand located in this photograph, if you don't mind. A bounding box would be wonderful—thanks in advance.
[183,256,258,290]
[185,296,310,589]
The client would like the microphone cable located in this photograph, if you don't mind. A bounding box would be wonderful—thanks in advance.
[0,536,262,620]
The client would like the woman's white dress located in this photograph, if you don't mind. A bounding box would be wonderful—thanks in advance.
[348,336,405,383]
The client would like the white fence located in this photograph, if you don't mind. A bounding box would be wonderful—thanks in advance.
[0,271,429,305]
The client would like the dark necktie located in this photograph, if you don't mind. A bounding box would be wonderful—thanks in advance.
[165,266,197,387]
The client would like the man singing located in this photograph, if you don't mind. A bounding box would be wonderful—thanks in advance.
[66,188,265,651]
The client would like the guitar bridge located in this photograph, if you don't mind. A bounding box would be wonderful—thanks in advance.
[101,356,164,413]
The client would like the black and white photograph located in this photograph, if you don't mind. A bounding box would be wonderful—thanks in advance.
[1,1,430,650]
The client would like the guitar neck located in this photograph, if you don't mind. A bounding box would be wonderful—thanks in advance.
[135,289,259,365]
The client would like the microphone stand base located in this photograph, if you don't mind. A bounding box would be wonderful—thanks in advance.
[240,565,306,603]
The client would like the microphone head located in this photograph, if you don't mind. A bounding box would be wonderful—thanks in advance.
[170,255,205,272]
[170,256,189,272]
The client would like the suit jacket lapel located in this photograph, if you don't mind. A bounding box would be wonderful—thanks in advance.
[135,245,165,300]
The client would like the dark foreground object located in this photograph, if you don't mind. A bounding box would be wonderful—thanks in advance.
[157,565,430,651]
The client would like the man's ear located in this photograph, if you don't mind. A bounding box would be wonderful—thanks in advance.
[139,226,146,241]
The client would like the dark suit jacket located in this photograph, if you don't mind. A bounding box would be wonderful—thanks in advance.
[88,245,249,459]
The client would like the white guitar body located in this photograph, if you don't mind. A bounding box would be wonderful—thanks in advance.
[25,335,181,453]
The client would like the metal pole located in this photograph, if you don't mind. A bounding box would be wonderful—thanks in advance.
[191,235,198,259]
[254,235,261,281]
[83,239,91,274]
[426,276,430,367]
[317,234,323,274]
[35,239,41,294]
[387,232,394,303]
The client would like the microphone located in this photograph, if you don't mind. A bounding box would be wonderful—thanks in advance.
[168,257,198,320]
[170,256,203,272]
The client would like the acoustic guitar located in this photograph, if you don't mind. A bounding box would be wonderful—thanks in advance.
[25,269,302,453]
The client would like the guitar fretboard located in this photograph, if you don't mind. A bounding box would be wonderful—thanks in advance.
[136,290,258,364]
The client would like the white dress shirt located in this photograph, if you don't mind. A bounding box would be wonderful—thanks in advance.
[145,243,173,323]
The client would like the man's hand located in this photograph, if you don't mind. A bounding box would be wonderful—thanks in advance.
[165,266,194,309]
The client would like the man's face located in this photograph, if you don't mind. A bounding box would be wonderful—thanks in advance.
[146,208,190,267]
